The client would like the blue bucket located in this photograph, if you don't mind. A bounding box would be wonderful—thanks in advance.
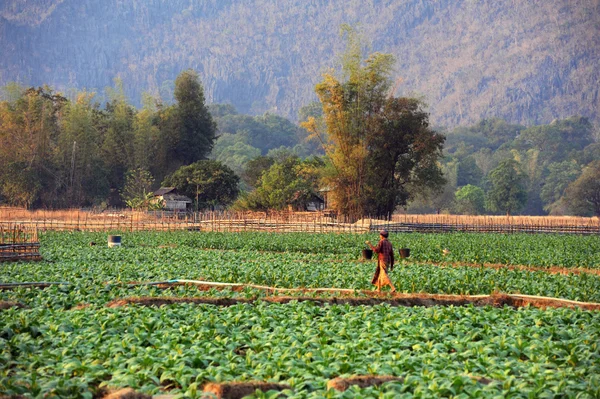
[108,235,122,248]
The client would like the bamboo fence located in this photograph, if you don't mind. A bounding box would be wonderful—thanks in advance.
[0,223,41,262]
[0,208,598,235]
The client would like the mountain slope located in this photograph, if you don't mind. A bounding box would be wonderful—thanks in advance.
[1,0,598,126]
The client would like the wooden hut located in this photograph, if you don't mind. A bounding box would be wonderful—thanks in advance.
[153,187,193,211]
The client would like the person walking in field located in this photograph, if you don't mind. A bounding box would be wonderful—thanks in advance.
[366,230,396,293]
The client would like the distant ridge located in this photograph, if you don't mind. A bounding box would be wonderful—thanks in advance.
[1,0,598,126]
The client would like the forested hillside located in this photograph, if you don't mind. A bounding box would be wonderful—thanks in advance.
[0,0,598,126]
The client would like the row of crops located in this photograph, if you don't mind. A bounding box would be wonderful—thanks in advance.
[2,302,599,398]
[129,230,600,268]
[2,231,600,308]
[1,231,600,397]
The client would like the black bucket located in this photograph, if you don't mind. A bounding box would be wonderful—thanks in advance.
[399,248,410,258]
[108,235,122,248]
[362,249,373,260]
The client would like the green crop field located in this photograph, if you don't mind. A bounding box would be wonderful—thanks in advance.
[1,231,600,398]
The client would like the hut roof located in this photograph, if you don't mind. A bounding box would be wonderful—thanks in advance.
[154,187,177,196]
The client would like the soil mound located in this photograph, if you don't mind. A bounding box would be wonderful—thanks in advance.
[203,381,291,399]
[0,301,27,310]
[327,375,403,391]
[105,293,600,311]
[107,297,248,308]
[99,388,151,399]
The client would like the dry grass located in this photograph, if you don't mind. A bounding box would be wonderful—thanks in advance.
[1,206,598,233]
[2,206,597,226]
[0,207,150,222]
[390,214,599,227]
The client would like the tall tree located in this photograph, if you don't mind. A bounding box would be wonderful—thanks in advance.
[58,93,108,206]
[540,161,581,214]
[364,97,445,217]
[0,162,40,208]
[455,185,485,215]
[456,156,483,187]
[564,161,600,217]
[511,148,545,215]
[132,93,161,172]
[485,159,528,216]
[173,70,216,164]
[0,86,66,207]
[302,26,444,219]
[101,80,136,196]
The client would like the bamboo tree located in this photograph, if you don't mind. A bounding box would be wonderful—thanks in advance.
[302,26,444,219]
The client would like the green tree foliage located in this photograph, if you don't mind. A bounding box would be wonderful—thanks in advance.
[121,168,157,210]
[0,162,40,208]
[419,161,459,215]
[455,185,485,215]
[540,161,581,214]
[207,103,238,118]
[240,156,275,189]
[132,94,162,172]
[303,27,445,219]
[364,97,446,217]
[446,118,524,154]
[209,103,320,178]
[485,159,528,216]
[409,179,457,215]
[581,143,600,165]
[0,78,315,209]
[58,93,109,206]
[298,102,323,123]
[102,80,136,194]
[456,156,483,187]
[210,133,261,177]
[172,70,216,164]
[0,86,67,206]
[1,72,595,216]
[564,161,600,217]
[254,113,303,152]
[215,112,301,154]
[513,116,594,166]
[162,160,239,211]
[437,115,596,216]
[237,156,323,211]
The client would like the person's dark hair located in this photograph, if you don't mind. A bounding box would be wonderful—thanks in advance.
[379,230,389,238]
